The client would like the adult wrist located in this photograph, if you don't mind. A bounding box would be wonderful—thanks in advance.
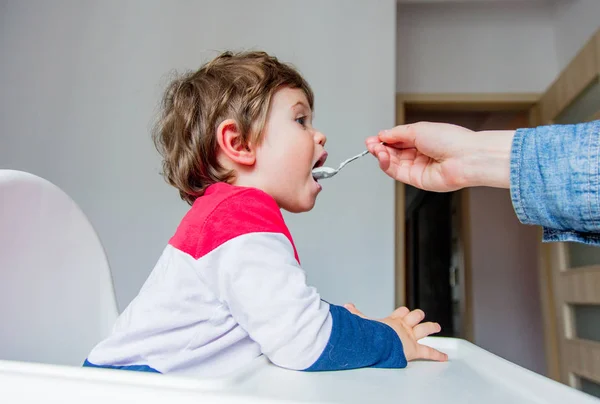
[462,130,515,189]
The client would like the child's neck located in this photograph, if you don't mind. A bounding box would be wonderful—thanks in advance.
[231,175,281,209]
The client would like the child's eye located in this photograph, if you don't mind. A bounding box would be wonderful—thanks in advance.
[295,116,307,127]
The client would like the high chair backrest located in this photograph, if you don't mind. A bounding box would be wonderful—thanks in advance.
[0,170,118,366]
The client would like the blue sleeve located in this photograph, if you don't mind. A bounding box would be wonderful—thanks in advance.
[510,120,600,246]
[303,304,407,371]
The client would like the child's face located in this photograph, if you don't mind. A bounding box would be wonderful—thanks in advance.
[255,87,327,213]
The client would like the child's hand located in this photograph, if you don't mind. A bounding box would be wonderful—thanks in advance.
[344,303,448,363]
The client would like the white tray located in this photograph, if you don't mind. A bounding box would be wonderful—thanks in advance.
[0,337,597,403]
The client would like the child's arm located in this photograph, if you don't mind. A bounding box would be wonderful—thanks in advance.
[204,189,446,371]
[215,230,402,370]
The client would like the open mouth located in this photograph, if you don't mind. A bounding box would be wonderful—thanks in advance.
[313,152,327,169]
[312,152,328,181]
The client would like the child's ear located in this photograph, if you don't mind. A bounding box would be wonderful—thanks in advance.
[216,119,255,166]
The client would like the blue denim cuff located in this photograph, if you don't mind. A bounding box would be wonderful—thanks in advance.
[510,121,600,242]
[542,228,600,246]
[509,126,530,225]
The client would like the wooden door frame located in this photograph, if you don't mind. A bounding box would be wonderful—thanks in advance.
[394,92,541,344]
[535,28,600,389]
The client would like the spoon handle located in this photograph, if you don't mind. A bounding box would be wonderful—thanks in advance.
[337,149,369,171]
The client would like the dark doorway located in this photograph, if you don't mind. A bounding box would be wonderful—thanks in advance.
[406,190,454,336]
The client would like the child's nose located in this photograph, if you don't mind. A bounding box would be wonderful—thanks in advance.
[315,131,327,146]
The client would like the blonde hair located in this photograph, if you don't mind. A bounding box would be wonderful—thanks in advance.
[152,51,314,205]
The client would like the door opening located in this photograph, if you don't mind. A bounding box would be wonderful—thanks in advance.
[403,109,531,341]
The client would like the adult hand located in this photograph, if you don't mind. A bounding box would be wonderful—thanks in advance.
[365,122,514,191]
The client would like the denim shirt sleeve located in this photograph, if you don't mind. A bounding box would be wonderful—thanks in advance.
[510,120,600,245]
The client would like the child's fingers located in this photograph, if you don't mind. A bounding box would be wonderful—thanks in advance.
[413,322,442,340]
[390,306,410,319]
[403,309,425,327]
[415,344,448,362]
[343,303,367,319]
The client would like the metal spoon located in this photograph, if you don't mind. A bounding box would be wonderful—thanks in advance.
[312,149,370,180]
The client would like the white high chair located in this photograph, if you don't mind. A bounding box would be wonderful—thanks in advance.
[0,169,597,403]
[0,169,118,366]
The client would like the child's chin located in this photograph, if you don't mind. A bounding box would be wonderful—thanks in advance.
[283,198,316,214]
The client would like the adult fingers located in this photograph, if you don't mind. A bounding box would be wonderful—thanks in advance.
[377,124,420,147]
[366,136,381,150]
[370,144,391,172]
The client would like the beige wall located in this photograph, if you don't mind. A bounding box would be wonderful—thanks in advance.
[467,187,546,375]
[396,1,557,93]
[552,0,600,71]
[0,0,397,317]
